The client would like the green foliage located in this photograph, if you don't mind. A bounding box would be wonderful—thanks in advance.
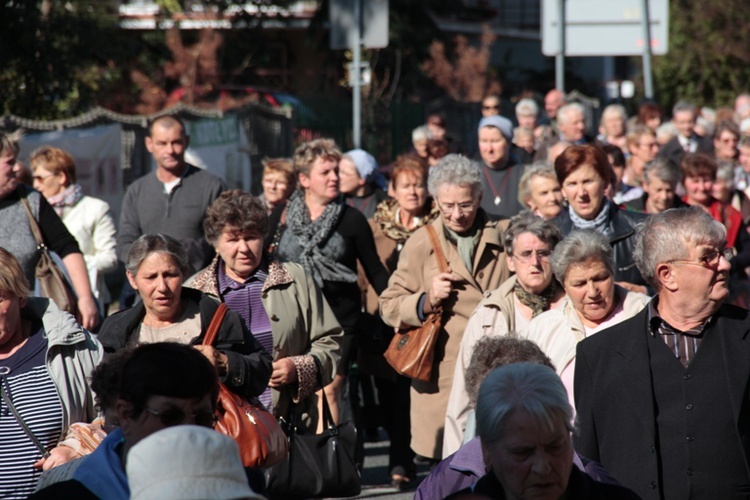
[652,0,750,109]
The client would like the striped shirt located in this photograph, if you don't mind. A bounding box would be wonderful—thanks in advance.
[218,259,274,409]
[0,325,63,499]
[648,299,711,368]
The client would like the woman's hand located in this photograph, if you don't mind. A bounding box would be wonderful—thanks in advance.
[193,345,229,376]
[33,445,81,471]
[424,270,462,314]
[77,295,100,331]
[269,358,298,388]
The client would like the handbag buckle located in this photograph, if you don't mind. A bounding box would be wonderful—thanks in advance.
[396,334,410,350]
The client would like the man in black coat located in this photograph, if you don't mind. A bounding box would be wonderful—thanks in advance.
[658,101,713,167]
[574,206,750,500]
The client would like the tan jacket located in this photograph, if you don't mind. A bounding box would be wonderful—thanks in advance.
[379,214,510,458]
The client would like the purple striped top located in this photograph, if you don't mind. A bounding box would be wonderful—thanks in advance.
[218,259,274,409]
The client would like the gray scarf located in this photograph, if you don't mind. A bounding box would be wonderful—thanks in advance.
[442,214,484,273]
[569,198,613,236]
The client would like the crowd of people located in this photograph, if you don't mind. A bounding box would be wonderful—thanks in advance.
[1,88,750,499]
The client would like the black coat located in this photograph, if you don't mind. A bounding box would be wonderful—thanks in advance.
[657,135,714,167]
[574,304,750,500]
[98,287,272,399]
[551,204,648,287]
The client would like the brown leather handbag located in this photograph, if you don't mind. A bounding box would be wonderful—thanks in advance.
[384,225,448,382]
[203,303,288,468]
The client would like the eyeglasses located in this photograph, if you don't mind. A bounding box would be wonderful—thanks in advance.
[667,247,734,270]
[438,201,476,216]
[512,249,553,263]
[482,105,500,111]
[144,405,217,428]
[32,174,56,182]
[639,142,660,149]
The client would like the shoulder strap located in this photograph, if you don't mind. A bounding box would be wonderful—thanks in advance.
[1,383,50,458]
[425,225,449,273]
[202,302,228,347]
[19,192,45,247]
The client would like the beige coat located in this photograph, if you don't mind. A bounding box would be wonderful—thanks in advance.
[379,214,510,458]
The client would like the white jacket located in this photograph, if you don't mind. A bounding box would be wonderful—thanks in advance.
[61,196,118,304]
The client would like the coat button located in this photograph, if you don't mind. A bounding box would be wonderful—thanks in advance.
[687,468,695,476]
[262,292,268,299]
[686,435,694,442]
[650,446,655,454]
[650,481,657,489]
[684,373,692,380]
[271,315,279,321]
[478,271,484,279]
[686,403,693,411]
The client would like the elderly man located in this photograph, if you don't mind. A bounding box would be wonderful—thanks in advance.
[535,102,594,161]
[658,101,713,166]
[625,158,686,214]
[476,115,525,217]
[543,88,566,128]
[575,206,750,500]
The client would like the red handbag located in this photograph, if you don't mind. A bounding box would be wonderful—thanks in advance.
[203,303,288,468]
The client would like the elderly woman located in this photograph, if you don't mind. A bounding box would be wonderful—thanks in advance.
[98,234,272,400]
[30,146,118,314]
[458,363,639,499]
[268,138,389,424]
[186,190,343,429]
[259,158,295,215]
[380,154,511,461]
[518,162,563,219]
[525,229,649,406]
[551,144,648,291]
[0,247,101,498]
[339,148,387,219]
[597,104,628,153]
[0,134,99,329]
[444,211,565,456]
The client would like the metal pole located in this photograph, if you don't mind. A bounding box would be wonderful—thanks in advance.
[556,0,565,92]
[352,0,362,148]
[640,0,654,98]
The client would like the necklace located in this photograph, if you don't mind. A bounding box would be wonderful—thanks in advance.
[482,165,513,206]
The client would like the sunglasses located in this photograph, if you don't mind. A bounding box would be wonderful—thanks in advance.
[144,405,217,428]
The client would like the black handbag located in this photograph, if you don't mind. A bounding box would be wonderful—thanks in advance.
[264,361,361,498]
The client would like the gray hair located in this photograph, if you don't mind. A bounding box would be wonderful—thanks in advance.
[515,98,539,117]
[601,104,627,123]
[518,161,558,207]
[643,158,681,186]
[427,154,482,199]
[126,234,189,278]
[503,211,562,254]
[716,160,735,185]
[557,102,585,126]
[412,125,432,143]
[672,100,697,118]
[475,363,573,446]
[550,229,614,283]
[656,122,677,143]
[634,206,727,290]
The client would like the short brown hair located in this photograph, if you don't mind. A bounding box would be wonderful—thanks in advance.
[29,146,77,185]
[681,153,717,180]
[554,144,610,185]
[261,158,296,188]
[0,133,20,160]
[149,115,187,138]
[391,156,426,188]
[0,247,30,298]
[293,139,341,178]
[203,190,268,245]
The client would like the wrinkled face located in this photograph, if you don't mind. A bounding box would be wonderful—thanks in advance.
[32,166,67,199]
[214,227,264,282]
[561,164,607,221]
[518,113,536,131]
[483,410,573,500]
[673,110,696,139]
[338,157,364,195]
[563,258,616,326]
[145,124,189,174]
[602,114,625,138]
[558,110,585,143]
[683,175,714,207]
[0,291,26,353]
[714,130,739,160]
[413,139,429,158]
[479,127,509,167]
[436,184,480,233]
[666,242,730,311]
[643,177,676,214]
[392,172,427,214]
[482,97,501,117]
[740,146,750,174]
[630,133,660,166]
[508,233,555,295]
[527,175,563,220]
[127,252,184,322]
[0,153,20,199]
[262,172,291,206]
[545,91,564,119]
[299,157,340,204]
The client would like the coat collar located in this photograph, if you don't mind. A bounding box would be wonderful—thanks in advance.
[188,254,294,297]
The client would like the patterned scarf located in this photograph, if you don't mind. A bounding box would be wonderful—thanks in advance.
[514,278,560,318]
[284,190,355,287]
[47,184,83,217]
[568,198,612,236]
[373,198,440,244]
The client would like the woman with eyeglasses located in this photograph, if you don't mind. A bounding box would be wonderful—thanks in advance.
[525,229,649,407]
[443,211,566,457]
[30,146,118,317]
[0,247,101,499]
[551,144,649,294]
[97,234,272,402]
[380,154,511,462]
